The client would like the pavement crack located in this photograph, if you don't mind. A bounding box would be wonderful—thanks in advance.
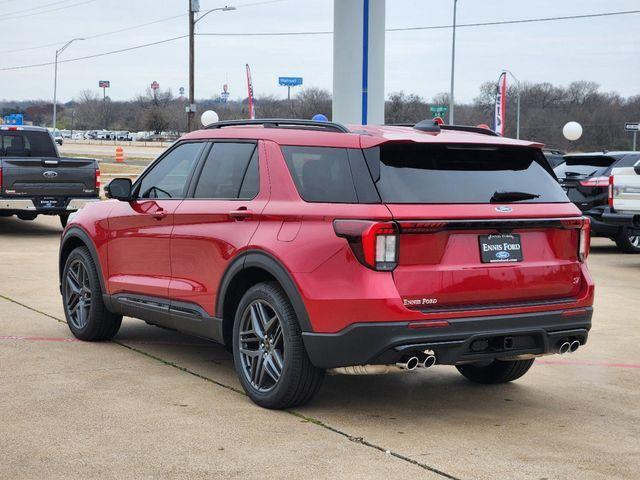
[1,293,462,480]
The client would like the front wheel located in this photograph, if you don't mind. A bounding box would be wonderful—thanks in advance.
[456,358,534,384]
[62,246,122,341]
[232,282,324,409]
[614,227,640,253]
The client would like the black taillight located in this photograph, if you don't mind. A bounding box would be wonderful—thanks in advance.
[333,220,399,271]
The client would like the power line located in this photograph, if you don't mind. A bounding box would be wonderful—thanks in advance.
[0,0,98,22]
[0,0,285,54]
[0,35,189,71]
[2,0,78,17]
[0,14,187,54]
[197,9,640,36]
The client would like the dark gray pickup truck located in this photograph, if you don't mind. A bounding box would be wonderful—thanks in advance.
[0,125,100,227]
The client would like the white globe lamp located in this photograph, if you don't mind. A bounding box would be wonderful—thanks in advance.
[563,121,583,141]
[201,110,219,127]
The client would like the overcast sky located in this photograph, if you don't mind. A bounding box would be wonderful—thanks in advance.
[1,0,639,103]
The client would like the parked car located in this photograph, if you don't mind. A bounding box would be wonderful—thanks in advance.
[49,129,64,146]
[554,151,640,252]
[605,160,640,231]
[1,125,100,227]
[543,148,566,168]
[59,118,594,409]
[116,131,132,141]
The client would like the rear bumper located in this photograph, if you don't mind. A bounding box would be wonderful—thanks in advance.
[0,197,100,213]
[601,210,640,228]
[584,207,639,234]
[302,308,592,368]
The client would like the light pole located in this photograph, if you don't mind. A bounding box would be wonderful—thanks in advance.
[448,0,458,124]
[503,69,521,139]
[187,2,236,132]
[52,38,84,131]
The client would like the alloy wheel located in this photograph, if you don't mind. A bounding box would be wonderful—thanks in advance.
[65,260,92,330]
[238,299,285,392]
[629,234,640,248]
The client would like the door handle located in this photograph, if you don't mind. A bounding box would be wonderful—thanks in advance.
[152,208,167,220]
[229,208,253,220]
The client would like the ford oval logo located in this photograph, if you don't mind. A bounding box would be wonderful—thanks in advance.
[43,170,58,178]
[496,251,510,259]
[495,206,512,213]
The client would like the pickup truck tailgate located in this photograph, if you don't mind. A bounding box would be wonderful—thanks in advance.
[1,157,97,197]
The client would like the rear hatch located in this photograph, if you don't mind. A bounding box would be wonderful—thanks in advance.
[1,157,97,199]
[364,142,585,311]
[554,155,615,211]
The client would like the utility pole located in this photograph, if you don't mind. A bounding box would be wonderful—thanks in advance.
[448,0,458,125]
[187,0,196,132]
[52,38,84,131]
[187,2,235,132]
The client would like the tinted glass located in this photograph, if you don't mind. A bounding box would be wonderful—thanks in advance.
[281,146,357,203]
[138,142,203,199]
[554,156,616,178]
[1,131,57,157]
[239,149,260,199]
[193,143,256,199]
[365,143,567,204]
[617,154,640,167]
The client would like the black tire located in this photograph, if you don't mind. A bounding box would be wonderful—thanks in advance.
[456,358,535,384]
[614,227,640,253]
[232,281,324,409]
[59,214,70,228]
[62,246,122,341]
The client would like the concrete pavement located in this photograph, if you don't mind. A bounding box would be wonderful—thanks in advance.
[1,215,639,479]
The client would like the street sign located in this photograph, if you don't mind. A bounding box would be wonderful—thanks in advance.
[98,80,110,88]
[279,77,303,87]
[625,122,640,131]
[179,87,185,96]
[430,105,448,114]
[151,81,160,90]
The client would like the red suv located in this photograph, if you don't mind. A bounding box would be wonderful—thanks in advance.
[59,119,594,409]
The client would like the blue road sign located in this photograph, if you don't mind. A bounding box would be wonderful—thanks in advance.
[279,77,303,87]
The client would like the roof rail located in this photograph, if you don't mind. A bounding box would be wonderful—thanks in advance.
[205,118,350,133]
[439,125,499,136]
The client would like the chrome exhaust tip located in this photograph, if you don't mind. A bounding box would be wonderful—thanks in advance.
[558,341,571,355]
[396,356,419,371]
[421,354,437,368]
[569,340,580,353]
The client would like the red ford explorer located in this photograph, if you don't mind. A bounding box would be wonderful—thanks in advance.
[59,119,594,409]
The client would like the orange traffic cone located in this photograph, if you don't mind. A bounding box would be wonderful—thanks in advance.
[115,146,124,163]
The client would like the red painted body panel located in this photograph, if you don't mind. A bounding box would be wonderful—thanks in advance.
[168,141,271,315]
[65,124,594,339]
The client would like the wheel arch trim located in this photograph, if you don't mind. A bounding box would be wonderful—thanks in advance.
[217,250,313,333]
[59,226,107,296]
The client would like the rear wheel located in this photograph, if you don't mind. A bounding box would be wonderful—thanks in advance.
[62,246,122,341]
[17,212,37,221]
[614,227,640,253]
[232,282,324,409]
[456,358,534,384]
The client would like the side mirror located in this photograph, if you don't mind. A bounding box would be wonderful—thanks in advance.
[634,160,640,176]
[105,178,132,201]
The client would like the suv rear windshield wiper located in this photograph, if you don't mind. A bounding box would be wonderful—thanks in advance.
[490,190,540,203]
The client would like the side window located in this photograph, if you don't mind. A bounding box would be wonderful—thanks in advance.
[193,142,257,199]
[137,142,203,199]
[618,155,640,167]
[239,149,259,199]
[281,146,358,203]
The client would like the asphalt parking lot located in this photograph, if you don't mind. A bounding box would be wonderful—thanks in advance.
[1,215,639,479]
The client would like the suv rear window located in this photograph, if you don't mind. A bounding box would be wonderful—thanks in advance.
[554,156,616,178]
[364,143,568,204]
[1,131,57,157]
[282,146,358,203]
